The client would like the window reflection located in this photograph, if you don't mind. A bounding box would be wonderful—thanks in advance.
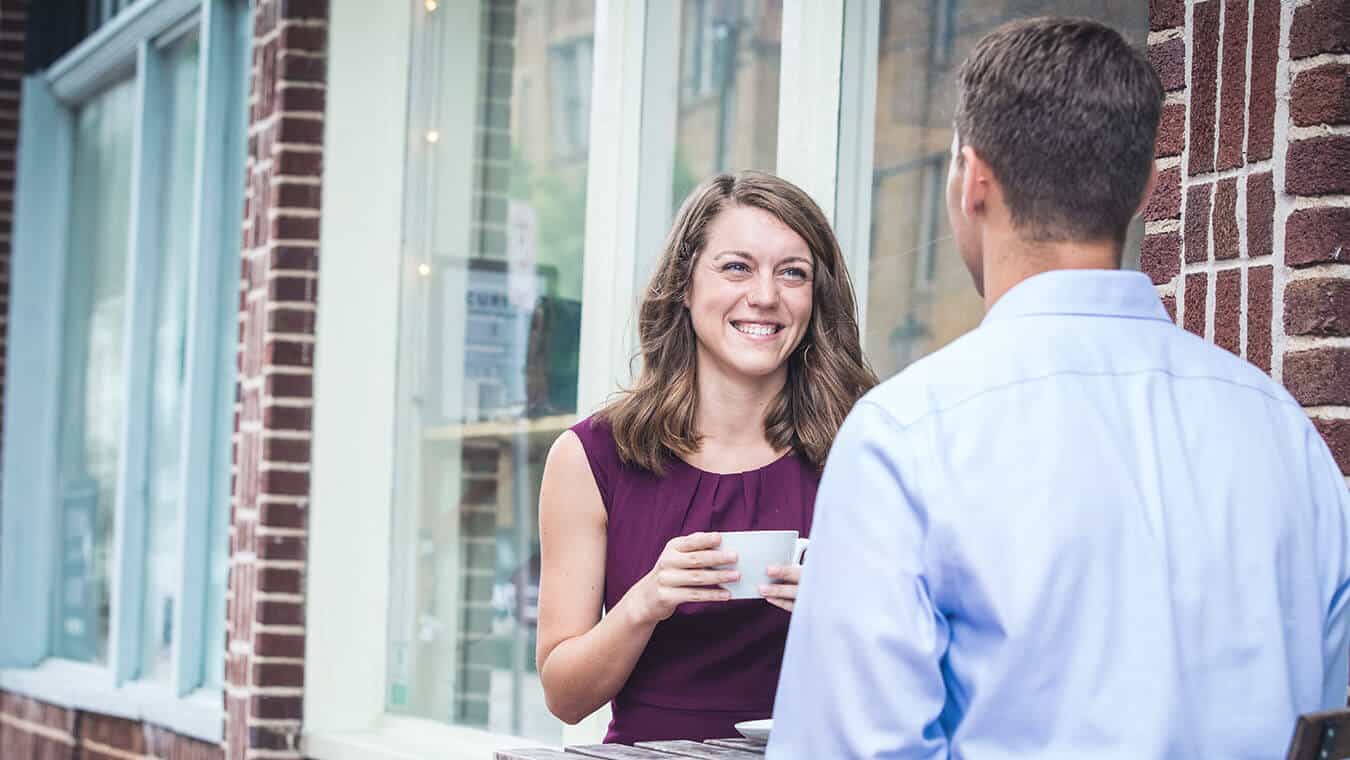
[865,0,1146,379]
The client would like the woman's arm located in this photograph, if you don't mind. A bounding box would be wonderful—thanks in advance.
[535,431,739,724]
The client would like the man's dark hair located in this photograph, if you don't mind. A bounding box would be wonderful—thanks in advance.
[955,17,1164,244]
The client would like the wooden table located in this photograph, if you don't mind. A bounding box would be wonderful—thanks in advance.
[496,738,767,759]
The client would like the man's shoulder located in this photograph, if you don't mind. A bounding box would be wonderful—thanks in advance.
[861,328,1001,429]
[862,315,1303,429]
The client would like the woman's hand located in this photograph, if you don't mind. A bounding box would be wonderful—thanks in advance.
[631,532,740,625]
[761,564,801,612]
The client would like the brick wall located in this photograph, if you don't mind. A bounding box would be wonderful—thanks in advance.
[0,0,22,502]
[224,0,327,758]
[1144,0,1350,478]
[1,693,223,760]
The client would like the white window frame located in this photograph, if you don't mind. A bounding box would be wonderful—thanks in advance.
[0,0,247,743]
[304,0,858,756]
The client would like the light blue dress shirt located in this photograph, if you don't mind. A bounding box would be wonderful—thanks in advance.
[769,270,1350,759]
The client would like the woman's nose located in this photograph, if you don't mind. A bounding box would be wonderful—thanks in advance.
[745,273,780,308]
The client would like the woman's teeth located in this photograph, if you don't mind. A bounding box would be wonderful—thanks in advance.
[734,322,780,336]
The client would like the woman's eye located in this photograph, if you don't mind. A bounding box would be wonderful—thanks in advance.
[723,262,751,273]
[781,267,810,281]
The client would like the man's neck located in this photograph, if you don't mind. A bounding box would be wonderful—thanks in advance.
[981,230,1123,311]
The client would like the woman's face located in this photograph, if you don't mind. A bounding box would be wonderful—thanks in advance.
[685,204,815,384]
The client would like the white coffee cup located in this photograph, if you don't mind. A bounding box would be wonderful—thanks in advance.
[716,530,809,600]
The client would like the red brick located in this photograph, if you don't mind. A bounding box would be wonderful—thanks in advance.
[1149,38,1186,93]
[274,181,321,209]
[254,0,278,36]
[235,518,256,556]
[269,245,319,271]
[275,150,322,176]
[266,306,316,334]
[248,725,298,751]
[257,566,304,594]
[1185,273,1208,337]
[254,632,306,658]
[1291,64,1350,127]
[1214,269,1241,355]
[80,713,144,752]
[1184,184,1213,264]
[260,500,308,529]
[1287,137,1350,196]
[258,470,309,498]
[1285,278,1350,336]
[253,662,306,689]
[256,534,307,562]
[250,695,303,721]
[226,695,248,760]
[226,651,250,689]
[278,0,329,20]
[266,373,314,401]
[277,51,326,84]
[1144,165,1181,221]
[1188,1,1221,176]
[1246,172,1274,258]
[1213,178,1239,260]
[1287,207,1350,267]
[1291,0,1350,59]
[270,214,320,241]
[279,24,327,53]
[1249,0,1278,162]
[1141,232,1181,286]
[1151,0,1184,30]
[1283,347,1350,405]
[262,405,312,430]
[269,275,318,303]
[261,435,311,463]
[1217,0,1249,170]
[276,116,324,145]
[263,338,314,367]
[256,600,305,626]
[1313,418,1350,475]
[1156,103,1186,158]
[1248,266,1272,372]
[276,84,326,113]
[1162,294,1177,323]
[1,693,76,734]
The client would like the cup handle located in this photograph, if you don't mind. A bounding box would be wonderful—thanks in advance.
[792,537,809,566]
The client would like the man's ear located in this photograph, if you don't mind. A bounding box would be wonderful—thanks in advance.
[960,144,990,218]
[1134,163,1159,219]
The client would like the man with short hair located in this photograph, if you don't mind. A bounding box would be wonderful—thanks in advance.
[769,18,1350,759]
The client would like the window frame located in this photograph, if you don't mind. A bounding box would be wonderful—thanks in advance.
[305,0,830,755]
[0,0,247,743]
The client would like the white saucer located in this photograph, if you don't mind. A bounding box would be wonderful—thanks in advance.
[734,718,772,743]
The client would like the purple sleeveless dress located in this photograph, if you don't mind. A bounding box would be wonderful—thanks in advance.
[570,416,819,745]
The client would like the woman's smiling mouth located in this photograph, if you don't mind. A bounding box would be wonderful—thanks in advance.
[731,320,784,337]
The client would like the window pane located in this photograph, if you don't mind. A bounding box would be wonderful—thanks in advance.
[57,77,136,664]
[671,0,781,207]
[140,33,201,683]
[385,0,590,742]
[863,1,1147,379]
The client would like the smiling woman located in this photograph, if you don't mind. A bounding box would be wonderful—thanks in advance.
[688,207,815,387]
[532,171,877,745]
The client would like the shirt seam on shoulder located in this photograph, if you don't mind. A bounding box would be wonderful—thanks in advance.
[864,368,1304,433]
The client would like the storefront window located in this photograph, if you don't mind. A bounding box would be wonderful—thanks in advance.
[56,76,136,665]
[671,0,782,207]
[385,0,593,742]
[863,0,1146,379]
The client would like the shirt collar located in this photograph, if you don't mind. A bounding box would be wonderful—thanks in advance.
[982,269,1171,325]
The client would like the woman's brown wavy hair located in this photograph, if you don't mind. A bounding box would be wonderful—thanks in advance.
[599,171,878,474]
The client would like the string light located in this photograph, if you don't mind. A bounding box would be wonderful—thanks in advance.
[425,129,440,144]
[425,0,438,10]
[417,262,432,277]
